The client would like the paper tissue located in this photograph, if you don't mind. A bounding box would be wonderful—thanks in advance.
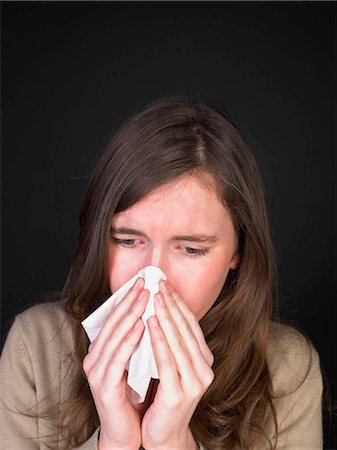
[81,265,167,403]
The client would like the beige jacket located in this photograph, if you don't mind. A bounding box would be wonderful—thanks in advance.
[0,302,323,449]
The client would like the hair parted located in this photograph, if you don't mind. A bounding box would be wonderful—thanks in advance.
[59,95,278,449]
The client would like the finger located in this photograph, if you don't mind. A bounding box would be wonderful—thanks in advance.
[93,278,148,353]
[149,306,214,402]
[100,319,146,390]
[162,281,213,364]
[154,292,209,380]
[101,276,144,331]
[84,287,149,372]
[84,318,145,390]
[159,281,214,367]
[147,316,182,403]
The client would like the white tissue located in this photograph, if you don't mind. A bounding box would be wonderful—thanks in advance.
[81,265,167,403]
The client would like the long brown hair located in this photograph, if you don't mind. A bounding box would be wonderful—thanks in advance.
[61,96,278,449]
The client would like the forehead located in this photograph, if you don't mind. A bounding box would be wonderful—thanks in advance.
[112,173,233,232]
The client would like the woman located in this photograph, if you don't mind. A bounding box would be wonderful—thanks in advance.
[0,97,323,449]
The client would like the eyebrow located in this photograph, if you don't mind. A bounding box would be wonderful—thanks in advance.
[111,227,218,244]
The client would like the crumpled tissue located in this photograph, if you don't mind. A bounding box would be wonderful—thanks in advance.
[81,265,167,403]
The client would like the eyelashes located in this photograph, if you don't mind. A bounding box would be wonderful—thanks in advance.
[111,237,209,258]
[182,246,208,257]
[112,237,139,249]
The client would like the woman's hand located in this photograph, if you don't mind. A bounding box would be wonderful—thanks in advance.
[82,277,149,450]
[142,281,214,450]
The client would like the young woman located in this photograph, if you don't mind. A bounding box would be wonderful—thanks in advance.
[0,97,323,449]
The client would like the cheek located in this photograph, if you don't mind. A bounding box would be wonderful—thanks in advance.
[172,262,231,320]
[107,244,141,293]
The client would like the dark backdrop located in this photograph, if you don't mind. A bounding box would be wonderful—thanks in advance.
[1,2,335,448]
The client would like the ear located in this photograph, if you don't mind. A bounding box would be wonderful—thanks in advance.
[230,254,241,270]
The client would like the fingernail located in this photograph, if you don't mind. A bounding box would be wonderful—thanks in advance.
[160,280,170,294]
[133,277,143,290]
[139,289,149,302]
[156,292,166,308]
[148,315,159,327]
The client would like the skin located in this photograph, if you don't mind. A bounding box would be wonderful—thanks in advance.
[83,172,240,450]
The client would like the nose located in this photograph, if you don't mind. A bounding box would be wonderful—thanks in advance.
[142,245,181,294]
[145,246,170,278]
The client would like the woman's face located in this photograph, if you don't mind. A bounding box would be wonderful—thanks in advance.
[108,173,239,320]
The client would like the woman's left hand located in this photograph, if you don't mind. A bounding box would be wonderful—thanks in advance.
[141,280,214,450]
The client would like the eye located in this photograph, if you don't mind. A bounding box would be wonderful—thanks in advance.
[112,237,139,248]
[182,246,208,257]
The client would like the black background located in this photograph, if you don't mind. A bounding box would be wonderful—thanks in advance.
[1,2,336,448]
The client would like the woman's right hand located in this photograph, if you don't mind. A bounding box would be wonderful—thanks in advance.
[82,277,149,450]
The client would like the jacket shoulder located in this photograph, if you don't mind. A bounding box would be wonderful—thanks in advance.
[16,300,70,325]
[267,321,321,395]
[11,301,75,357]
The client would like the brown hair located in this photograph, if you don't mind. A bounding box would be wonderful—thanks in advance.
[61,96,278,449]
